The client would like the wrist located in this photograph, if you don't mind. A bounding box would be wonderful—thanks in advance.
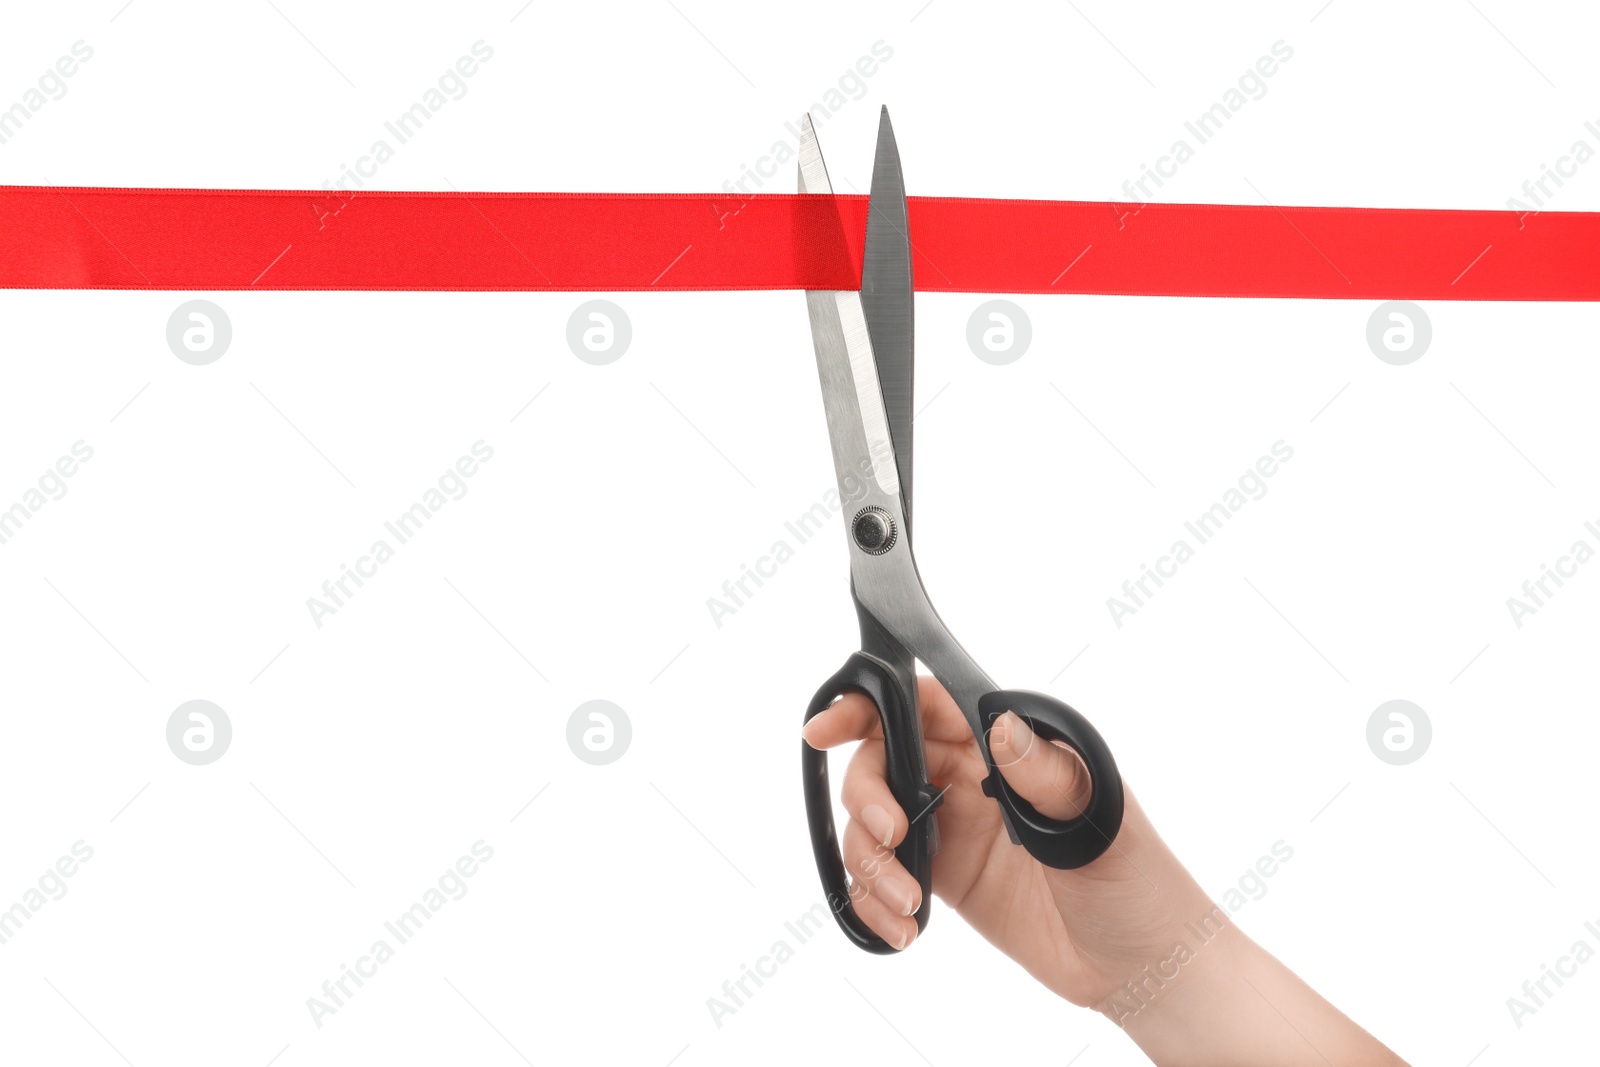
[1093,899,1253,1032]
[1097,914,1408,1067]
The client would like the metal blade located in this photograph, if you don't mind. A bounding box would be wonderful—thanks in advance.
[798,114,901,507]
[861,106,915,532]
[797,112,833,195]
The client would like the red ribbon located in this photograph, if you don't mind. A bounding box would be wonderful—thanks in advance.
[3,185,1595,299]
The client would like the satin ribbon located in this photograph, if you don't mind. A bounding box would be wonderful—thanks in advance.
[2,185,1594,300]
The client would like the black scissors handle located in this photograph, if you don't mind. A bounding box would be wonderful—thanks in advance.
[975,690,1124,871]
[802,651,940,954]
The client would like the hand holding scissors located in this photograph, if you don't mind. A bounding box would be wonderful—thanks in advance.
[796,111,1410,1067]
[797,109,1124,953]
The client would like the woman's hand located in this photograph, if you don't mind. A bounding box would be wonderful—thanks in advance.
[803,674,1209,1003]
[803,674,1408,1066]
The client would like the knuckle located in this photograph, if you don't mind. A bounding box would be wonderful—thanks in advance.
[840,777,883,819]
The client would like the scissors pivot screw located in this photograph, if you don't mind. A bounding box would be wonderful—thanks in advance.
[851,507,897,555]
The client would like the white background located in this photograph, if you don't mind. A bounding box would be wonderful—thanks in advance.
[2,2,1598,1064]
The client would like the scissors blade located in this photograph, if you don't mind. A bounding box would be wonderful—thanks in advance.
[797,113,834,196]
[798,115,901,508]
[799,113,999,744]
[861,106,915,531]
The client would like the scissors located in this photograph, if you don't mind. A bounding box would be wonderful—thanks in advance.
[799,107,1126,953]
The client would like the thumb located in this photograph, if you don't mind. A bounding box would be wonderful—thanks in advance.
[988,711,1092,821]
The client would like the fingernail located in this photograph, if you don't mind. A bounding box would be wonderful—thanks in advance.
[893,926,910,951]
[802,718,827,748]
[1003,712,1036,761]
[861,803,895,847]
[876,869,920,917]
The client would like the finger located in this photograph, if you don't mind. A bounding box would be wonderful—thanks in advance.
[850,882,918,951]
[914,675,984,743]
[839,739,909,848]
[843,817,922,928]
[805,677,971,750]
[802,692,882,750]
[988,710,1092,821]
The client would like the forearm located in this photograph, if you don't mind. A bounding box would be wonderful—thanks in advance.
[1101,921,1408,1067]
